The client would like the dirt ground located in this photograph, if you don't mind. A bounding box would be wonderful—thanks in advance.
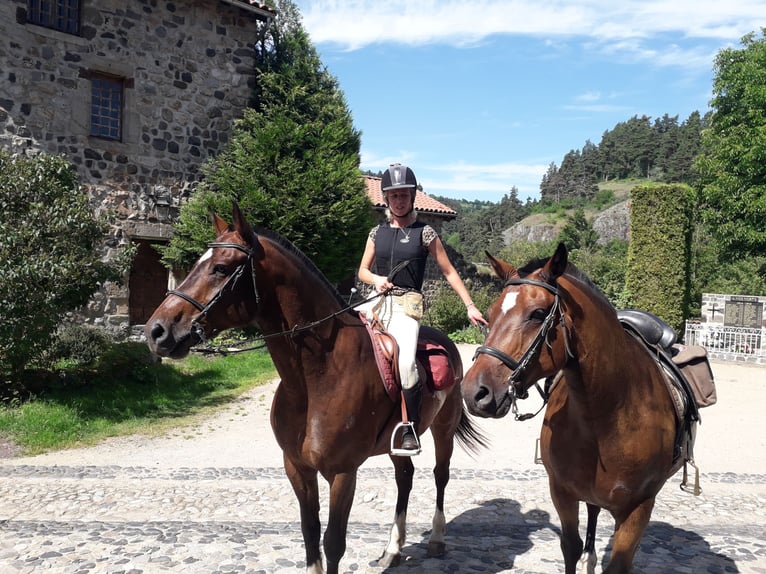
[4,348,764,478]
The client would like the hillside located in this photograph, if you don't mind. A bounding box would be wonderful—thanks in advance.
[503,180,637,245]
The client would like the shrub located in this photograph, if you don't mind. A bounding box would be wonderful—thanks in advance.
[0,151,130,384]
[47,324,114,368]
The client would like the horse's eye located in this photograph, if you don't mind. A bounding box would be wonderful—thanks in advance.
[212,264,228,276]
[530,308,548,322]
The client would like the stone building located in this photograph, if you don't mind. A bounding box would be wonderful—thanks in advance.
[0,0,274,334]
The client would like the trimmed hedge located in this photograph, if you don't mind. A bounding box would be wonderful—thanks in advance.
[625,184,694,333]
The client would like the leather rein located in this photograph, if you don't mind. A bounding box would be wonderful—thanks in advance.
[473,277,572,421]
[162,239,407,354]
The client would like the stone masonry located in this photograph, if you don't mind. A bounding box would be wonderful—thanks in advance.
[0,0,273,333]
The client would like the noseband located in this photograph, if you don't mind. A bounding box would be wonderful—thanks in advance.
[165,241,257,343]
[473,277,570,420]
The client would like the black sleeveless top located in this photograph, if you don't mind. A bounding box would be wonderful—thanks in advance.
[371,221,434,291]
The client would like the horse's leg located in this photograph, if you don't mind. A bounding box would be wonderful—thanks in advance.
[427,418,456,557]
[323,471,358,574]
[378,455,415,568]
[604,497,655,574]
[549,481,583,574]
[578,503,600,574]
[283,457,324,574]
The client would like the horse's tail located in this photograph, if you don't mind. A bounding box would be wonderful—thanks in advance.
[455,405,490,456]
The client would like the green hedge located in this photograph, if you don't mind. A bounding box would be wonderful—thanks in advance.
[625,183,694,333]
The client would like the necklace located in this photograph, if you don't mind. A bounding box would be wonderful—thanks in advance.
[398,226,412,243]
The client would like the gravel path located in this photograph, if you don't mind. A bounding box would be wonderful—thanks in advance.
[1,347,765,573]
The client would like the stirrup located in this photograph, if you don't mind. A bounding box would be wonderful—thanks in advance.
[390,421,421,456]
[680,458,701,496]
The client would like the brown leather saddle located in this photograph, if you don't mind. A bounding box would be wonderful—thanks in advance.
[360,313,456,402]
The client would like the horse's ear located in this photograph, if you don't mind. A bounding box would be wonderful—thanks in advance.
[211,211,230,236]
[486,251,519,282]
[232,202,254,244]
[546,242,568,279]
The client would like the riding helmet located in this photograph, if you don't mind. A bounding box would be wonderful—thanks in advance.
[381,163,417,195]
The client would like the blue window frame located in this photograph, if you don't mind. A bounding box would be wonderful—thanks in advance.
[27,0,80,35]
[90,76,123,141]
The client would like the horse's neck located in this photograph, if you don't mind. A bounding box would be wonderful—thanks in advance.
[561,278,631,407]
[255,243,348,370]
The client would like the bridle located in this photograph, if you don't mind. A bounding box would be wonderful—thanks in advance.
[162,238,400,351]
[473,277,572,420]
[165,241,258,344]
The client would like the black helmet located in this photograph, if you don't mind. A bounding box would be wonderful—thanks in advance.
[381,163,417,193]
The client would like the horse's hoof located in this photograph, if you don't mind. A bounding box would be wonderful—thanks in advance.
[427,541,446,557]
[377,551,401,568]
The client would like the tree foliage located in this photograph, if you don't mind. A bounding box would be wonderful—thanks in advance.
[540,112,708,205]
[437,187,531,262]
[0,151,128,379]
[557,208,598,251]
[694,29,766,258]
[161,0,373,284]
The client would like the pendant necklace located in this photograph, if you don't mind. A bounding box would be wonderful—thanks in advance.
[399,226,412,244]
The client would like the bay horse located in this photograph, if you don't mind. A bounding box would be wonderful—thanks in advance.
[144,204,486,574]
[461,243,697,574]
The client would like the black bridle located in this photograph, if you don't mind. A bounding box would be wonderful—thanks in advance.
[165,242,257,344]
[473,277,571,420]
[161,239,403,352]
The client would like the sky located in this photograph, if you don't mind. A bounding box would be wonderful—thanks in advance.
[291,0,766,203]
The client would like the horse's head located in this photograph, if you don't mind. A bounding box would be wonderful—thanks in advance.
[462,243,573,418]
[145,203,258,359]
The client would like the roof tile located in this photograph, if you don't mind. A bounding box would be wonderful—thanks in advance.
[364,176,457,218]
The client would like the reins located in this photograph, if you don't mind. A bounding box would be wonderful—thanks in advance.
[163,240,413,356]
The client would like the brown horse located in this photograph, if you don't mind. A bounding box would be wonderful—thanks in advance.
[144,204,486,574]
[461,243,696,574]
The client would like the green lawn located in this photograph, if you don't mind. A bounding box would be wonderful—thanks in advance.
[0,343,276,455]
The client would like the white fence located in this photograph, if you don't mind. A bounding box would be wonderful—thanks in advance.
[684,322,766,364]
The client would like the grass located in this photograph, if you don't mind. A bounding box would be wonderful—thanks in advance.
[0,342,277,456]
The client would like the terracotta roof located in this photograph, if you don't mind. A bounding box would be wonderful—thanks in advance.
[364,176,457,220]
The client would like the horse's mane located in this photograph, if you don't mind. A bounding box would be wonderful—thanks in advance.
[253,226,348,308]
[518,257,616,311]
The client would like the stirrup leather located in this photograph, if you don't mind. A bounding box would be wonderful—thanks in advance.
[390,421,421,456]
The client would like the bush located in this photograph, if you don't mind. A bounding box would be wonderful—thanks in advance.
[47,324,114,368]
[0,151,130,383]
[424,284,496,337]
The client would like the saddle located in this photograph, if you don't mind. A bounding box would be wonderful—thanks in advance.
[360,313,456,402]
[618,309,717,495]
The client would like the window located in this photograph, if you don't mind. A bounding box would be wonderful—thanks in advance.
[27,0,80,35]
[90,75,123,141]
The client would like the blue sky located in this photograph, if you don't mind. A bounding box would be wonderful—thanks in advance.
[293,1,766,203]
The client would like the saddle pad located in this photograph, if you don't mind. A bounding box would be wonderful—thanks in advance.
[417,341,455,391]
[361,315,456,400]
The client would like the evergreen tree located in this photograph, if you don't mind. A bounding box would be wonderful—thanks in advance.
[557,208,598,250]
[162,0,373,284]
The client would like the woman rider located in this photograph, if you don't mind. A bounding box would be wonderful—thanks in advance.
[358,163,488,455]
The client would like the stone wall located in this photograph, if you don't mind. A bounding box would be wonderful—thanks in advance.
[0,0,271,333]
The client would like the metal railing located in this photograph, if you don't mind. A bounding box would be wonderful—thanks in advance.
[684,322,765,364]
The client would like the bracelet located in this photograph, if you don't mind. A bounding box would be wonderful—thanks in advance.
[465,301,476,309]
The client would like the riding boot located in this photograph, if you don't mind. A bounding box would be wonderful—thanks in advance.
[400,382,422,454]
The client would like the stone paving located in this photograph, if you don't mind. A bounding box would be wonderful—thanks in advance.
[1,351,765,573]
[0,463,764,573]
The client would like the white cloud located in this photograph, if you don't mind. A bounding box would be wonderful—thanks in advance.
[421,161,549,201]
[297,0,766,64]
